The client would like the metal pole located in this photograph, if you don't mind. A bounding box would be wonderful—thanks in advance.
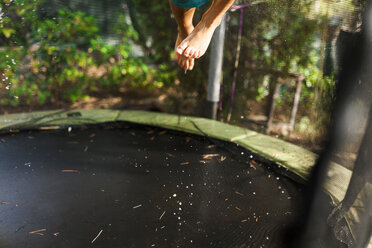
[205,15,226,119]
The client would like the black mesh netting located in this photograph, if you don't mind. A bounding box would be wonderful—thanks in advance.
[294,3,372,247]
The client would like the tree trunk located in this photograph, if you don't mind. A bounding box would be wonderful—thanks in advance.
[126,0,151,55]
[289,77,303,133]
[266,81,280,134]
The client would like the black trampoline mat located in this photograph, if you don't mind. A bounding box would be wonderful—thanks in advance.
[0,123,310,248]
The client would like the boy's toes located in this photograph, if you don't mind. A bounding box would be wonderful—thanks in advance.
[181,60,187,70]
[190,49,198,58]
[184,46,193,57]
[192,50,200,59]
[195,50,202,59]
[183,60,189,70]
[185,60,190,70]
[176,58,183,69]
[189,59,194,71]
[176,41,188,55]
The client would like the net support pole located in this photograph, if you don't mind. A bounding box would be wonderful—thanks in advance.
[205,15,226,120]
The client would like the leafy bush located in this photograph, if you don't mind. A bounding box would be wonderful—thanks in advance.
[0,0,175,106]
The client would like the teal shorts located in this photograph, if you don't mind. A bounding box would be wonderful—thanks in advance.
[171,0,210,8]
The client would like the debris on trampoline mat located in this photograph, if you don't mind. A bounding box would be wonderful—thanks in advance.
[0,123,342,247]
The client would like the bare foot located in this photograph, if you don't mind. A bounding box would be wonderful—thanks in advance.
[175,28,195,71]
[176,17,220,59]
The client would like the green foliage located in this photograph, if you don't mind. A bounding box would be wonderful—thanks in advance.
[129,0,176,64]
[0,1,175,106]
[35,9,99,46]
[0,0,40,46]
[0,47,22,106]
[219,0,341,129]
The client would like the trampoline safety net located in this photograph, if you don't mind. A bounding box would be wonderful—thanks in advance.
[293,3,372,248]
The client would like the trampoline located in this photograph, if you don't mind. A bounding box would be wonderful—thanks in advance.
[0,110,346,248]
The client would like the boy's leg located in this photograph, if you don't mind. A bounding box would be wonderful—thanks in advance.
[169,0,196,70]
[176,0,235,59]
